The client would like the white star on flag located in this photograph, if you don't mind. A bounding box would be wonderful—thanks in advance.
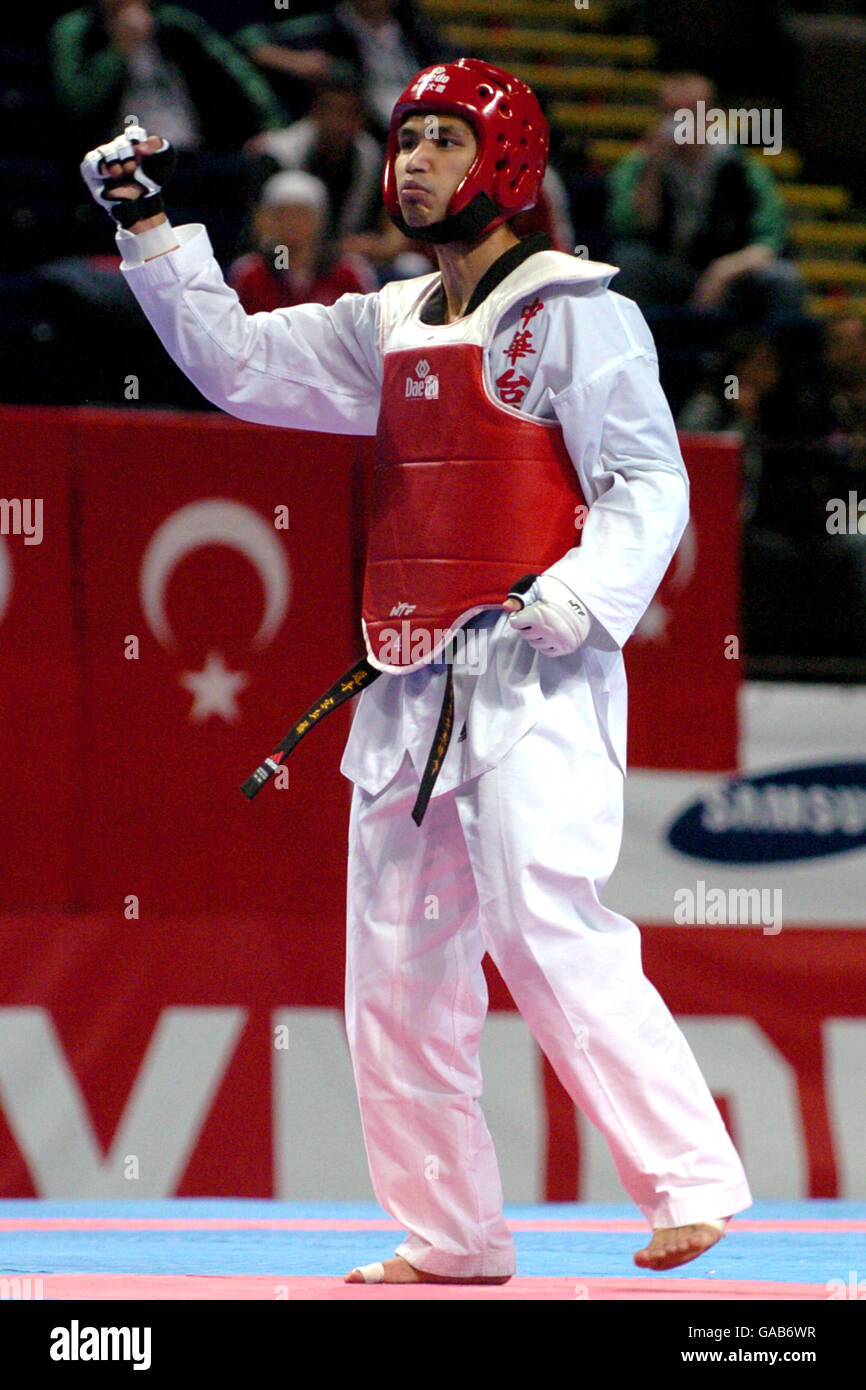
[180,651,249,722]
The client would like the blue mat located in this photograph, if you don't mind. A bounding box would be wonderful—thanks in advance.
[0,1200,863,1283]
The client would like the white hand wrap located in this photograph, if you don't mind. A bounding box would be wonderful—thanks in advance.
[80,118,174,227]
[508,574,591,657]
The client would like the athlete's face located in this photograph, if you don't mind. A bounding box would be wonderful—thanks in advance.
[394,114,477,228]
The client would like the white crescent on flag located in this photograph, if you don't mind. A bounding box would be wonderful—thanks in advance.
[139,498,291,651]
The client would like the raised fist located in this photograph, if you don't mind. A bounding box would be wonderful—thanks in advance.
[80,118,176,228]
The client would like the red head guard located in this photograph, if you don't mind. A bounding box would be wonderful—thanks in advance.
[383,58,549,243]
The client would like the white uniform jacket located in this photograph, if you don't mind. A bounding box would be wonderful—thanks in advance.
[118,225,690,797]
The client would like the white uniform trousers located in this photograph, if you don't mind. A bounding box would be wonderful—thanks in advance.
[344,676,752,1277]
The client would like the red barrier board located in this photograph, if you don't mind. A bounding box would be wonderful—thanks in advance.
[0,410,80,908]
[2,406,862,1203]
[625,433,743,772]
[0,915,862,1199]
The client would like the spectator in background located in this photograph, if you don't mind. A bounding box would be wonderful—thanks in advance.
[816,314,866,651]
[235,0,450,139]
[246,79,383,244]
[607,72,804,322]
[228,170,378,314]
[165,0,275,37]
[823,314,866,459]
[679,316,866,660]
[678,327,781,521]
[245,76,433,281]
[49,0,285,151]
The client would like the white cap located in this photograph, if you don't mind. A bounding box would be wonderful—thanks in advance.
[259,171,330,220]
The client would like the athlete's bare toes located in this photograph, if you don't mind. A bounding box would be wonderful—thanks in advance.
[633,1220,727,1271]
[344,1255,511,1284]
[345,1256,423,1283]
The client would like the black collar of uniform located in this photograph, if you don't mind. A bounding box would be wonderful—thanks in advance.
[419,233,554,326]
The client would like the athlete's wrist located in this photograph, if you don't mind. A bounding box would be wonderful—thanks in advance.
[117,216,180,265]
[128,211,168,235]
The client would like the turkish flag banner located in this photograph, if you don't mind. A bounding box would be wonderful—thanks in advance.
[71,409,360,922]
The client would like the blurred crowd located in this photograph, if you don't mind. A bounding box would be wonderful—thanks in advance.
[2,0,865,662]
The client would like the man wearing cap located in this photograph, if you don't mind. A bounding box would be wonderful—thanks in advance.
[228,170,378,313]
[81,60,752,1285]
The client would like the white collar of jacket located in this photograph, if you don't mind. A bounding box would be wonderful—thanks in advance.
[378,247,619,349]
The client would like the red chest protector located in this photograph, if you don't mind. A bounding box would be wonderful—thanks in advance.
[362,339,587,672]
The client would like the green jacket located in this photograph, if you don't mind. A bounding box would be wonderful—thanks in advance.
[607,146,788,264]
[51,3,285,147]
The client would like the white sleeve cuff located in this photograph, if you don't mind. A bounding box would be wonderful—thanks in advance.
[116,219,180,267]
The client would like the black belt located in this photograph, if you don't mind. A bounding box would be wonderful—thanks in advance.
[411,662,454,826]
[241,654,456,825]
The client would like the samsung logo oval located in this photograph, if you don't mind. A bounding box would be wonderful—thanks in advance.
[668,763,866,864]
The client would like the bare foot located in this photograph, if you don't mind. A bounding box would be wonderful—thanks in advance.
[633,1219,727,1271]
[345,1255,510,1284]
[345,1257,421,1284]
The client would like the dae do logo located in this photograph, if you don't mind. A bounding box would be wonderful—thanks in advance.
[405,359,439,399]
